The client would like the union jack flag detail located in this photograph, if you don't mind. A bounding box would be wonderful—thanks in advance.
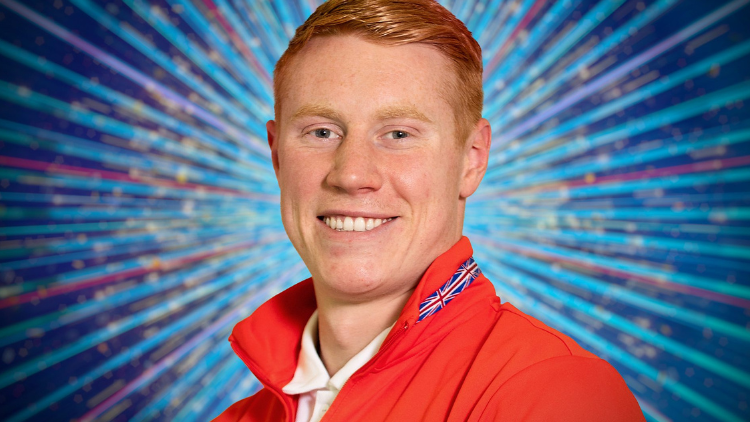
[416,257,481,323]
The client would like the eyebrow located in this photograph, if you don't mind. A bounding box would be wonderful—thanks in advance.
[290,103,433,124]
[375,105,433,124]
[291,104,345,122]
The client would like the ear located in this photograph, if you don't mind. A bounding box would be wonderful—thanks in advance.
[266,119,280,176]
[459,118,491,199]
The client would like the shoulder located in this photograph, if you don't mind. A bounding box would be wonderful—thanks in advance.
[211,388,284,422]
[479,302,599,364]
[477,355,645,421]
[466,303,644,421]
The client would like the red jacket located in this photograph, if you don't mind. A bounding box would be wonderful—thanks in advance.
[214,237,645,421]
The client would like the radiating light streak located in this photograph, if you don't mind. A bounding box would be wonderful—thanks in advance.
[509,218,746,236]
[469,191,750,210]
[154,0,272,97]
[477,256,746,422]
[0,83,273,183]
[470,234,750,341]
[0,234,287,307]
[472,248,750,389]
[482,0,542,70]
[557,155,750,189]
[197,0,274,86]
[494,0,750,148]
[129,345,238,421]
[268,0,302,38]
[212,0,277,71]
[503,169,750,201]
[246,0,293,53]
[0,155,274,197]
[206,374,260,422]
[497,45,750,165]
[637,399,672,422]
[0,214,273,236]
[486,0,582,87]
[452,0,476,23]
[0,247,300,391]
[484,0,627,110]
[0,247,277,348]
[67,0,270,131]
[472,235,750,308]
[0,204,275,222]
[6,259,304,422]
[484,0,548,73]
[492,127,750,192]
[0,123,276,190]
[494,155,750,200]
[233,0,286,59]
[471,0,510,44]
[172,358,248,422]
[483,80,750,181]
[486,225,750,260]
[0,193,274,216]
[0,168,278,201]
[466,215,750,240]
[0,38,271,169]
[1,227,262,270]
[469,205,750,222]
[0,0,268,153]
[1,1,748,420]
[78,262,306,422]
[489,0,681,130]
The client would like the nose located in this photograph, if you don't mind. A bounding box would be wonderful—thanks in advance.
[325,135,382,194]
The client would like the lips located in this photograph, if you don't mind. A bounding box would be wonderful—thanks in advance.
[320,215,395,232]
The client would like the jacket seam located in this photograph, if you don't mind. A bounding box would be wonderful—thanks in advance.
[499,308,575,355]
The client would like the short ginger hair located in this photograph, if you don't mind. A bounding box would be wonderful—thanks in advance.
[273,0,484,142]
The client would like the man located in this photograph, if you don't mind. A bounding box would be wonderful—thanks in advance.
[214,0,645,421]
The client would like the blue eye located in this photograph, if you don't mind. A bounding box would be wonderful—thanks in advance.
[388,130,409,139]
[313,128,333,138]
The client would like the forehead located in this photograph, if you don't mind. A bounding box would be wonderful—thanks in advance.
[278,35,457,125]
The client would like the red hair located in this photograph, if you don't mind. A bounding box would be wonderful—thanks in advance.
[273,0,483,142]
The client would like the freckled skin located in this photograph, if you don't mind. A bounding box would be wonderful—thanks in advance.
[267,35,487,307]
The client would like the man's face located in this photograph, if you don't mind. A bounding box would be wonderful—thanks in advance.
[268,35,486,304]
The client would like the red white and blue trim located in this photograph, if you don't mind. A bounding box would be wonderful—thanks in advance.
[416,257,481,323]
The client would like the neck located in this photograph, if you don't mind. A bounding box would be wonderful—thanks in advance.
[315,288,412,376]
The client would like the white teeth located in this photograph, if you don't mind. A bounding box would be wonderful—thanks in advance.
[354,217,366,231]
[323,216,394,232]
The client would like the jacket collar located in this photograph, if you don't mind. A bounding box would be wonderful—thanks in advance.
[282,310,394,395]
[229,236,481,391]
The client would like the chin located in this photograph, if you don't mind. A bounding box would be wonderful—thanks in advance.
[316,264,391,298]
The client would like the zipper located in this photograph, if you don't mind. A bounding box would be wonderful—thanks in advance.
[230,340,296,422]
[352,319,408,376]
[319,322,409,421]
[375,322,408,360]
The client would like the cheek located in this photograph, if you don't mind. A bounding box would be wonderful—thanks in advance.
[277,151,318,229]
[279,149,324,198]
[387,155,430,196]
[390,152,459,209]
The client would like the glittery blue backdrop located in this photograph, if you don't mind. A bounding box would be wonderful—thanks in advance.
[0,0,749,421]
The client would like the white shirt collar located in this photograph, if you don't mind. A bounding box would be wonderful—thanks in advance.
[282,310,393,395]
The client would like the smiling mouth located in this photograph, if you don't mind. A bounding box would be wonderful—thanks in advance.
[318,215,396,232]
